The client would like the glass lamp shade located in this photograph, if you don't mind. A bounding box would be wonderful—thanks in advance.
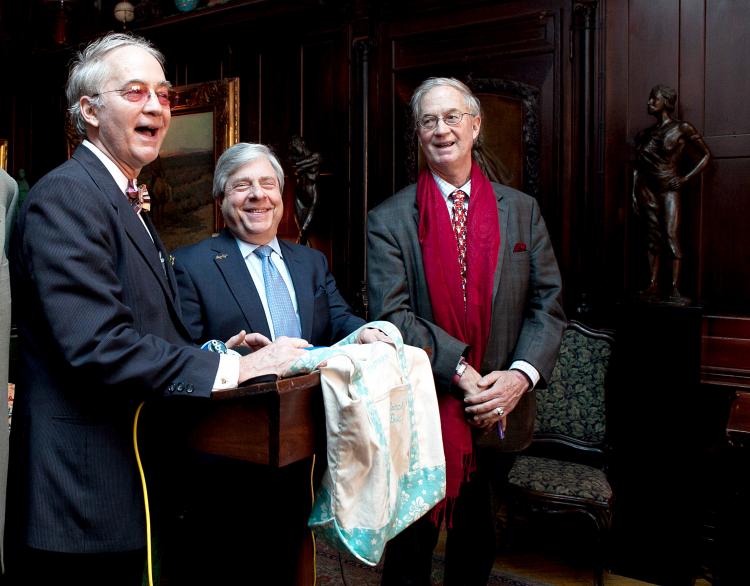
[175,0,200,12]
[113,1,135,24]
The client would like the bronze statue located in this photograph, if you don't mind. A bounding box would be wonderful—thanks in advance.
[288,135,321,245]
[632,84,711,303]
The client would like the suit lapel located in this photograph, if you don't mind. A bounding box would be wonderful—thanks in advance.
[212,230,273,339]
[280,240,313,340]
[142,214,178,298]
[492,186,509,307]
[72,147,176,304]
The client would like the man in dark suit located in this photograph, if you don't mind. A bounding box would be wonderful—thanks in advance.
[171,142,385,585]
[172,142,371,347]
[6,33,308,586]
[367,77,566,586]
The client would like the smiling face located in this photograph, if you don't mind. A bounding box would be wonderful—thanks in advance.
[220,156,284,245]
[417,85,481,185]
[80,45,171,178]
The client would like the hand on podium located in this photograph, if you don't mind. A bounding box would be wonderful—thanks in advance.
[237,335,311,385]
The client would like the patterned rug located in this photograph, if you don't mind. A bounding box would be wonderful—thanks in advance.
[314,539,553,586]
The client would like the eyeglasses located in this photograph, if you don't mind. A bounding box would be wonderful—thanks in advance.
[92,82,174,107]
[227,178,279,194]
[417,111,473,131]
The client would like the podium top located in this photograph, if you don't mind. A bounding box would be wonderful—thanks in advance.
[210,371,321,401]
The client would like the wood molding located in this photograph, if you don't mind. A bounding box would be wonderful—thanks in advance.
[701,315,750,388]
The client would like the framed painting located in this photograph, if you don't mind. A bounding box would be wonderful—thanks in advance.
[140,77,239,251]
[0,138,7,171]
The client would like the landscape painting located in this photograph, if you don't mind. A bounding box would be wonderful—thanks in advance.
[140,111,215,251]
[140,78,239,251]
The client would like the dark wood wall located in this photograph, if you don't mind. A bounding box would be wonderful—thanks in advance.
[2,0,747,365]
[1,0,747,352]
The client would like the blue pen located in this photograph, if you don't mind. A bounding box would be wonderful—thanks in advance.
[497,420,505,440]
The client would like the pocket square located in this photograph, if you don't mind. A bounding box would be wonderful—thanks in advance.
[513,242,527,252]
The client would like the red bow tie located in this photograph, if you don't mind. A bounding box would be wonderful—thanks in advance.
[126,182,151,214]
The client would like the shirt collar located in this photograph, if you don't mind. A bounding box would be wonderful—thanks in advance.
[431,171,472,204]
[236,236,283,260]
[81,140,130,193]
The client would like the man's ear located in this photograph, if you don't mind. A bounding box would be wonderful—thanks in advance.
[472,114,481,141]
[79,97,100,129]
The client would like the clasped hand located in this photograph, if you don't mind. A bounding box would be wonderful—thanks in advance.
[459,365,529,430]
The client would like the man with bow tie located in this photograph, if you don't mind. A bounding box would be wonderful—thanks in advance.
[367,77,566,585]
[6,33,308,586]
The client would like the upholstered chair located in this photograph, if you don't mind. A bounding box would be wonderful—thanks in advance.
[506,320,615,586]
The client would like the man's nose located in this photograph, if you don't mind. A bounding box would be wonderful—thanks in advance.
[433,117,450,132]
[143,89,166,113]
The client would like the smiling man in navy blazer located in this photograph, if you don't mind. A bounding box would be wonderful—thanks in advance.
[172,142,378,349]
[6,33,308,586]
[171,142,385,585]
[367,77,565,586]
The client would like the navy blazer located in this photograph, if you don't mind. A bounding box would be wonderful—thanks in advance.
[173,229,366,347]
[8,146,219,553]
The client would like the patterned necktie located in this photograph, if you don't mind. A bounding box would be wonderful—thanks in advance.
[451,189,468,303]
[253,245,301,339]
[126,180,151,214]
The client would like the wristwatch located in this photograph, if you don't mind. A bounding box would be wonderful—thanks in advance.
[452,356,468,386]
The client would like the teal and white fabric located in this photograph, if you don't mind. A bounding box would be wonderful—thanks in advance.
[289,321,446,566]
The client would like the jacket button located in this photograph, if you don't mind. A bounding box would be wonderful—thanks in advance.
[186,384,194,394]
[167,384,175,394]
[176,383,184,393]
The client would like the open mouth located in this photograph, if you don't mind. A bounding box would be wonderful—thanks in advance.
[135,126,159,138]
[434,140,456,149]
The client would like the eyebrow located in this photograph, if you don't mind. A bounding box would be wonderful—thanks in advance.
[232,175,278,183]
[121,78,172,89]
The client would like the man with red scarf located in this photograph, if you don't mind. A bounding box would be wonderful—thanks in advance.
[367,77,565,585]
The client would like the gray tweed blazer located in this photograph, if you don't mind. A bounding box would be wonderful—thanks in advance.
[367,181,565,451]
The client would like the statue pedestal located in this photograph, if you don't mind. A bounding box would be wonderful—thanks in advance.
[609,300,704,585]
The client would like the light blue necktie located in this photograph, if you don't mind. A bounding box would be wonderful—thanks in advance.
[253,245,301,339]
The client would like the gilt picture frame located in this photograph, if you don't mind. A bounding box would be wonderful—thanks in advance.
[0,138,7,171]
[140,77,239,251]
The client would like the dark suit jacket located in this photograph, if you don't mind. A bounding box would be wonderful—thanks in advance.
[367,182,565,451]
[8,145,219,553]
[173,229,365,347]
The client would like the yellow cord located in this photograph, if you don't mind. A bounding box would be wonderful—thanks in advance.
[133,401,154,586]
[310,453,317,586]
[135,402,314,586]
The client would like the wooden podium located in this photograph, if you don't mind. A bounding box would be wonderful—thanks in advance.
[187,372,324,586]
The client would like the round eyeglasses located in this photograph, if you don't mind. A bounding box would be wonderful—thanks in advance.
[92,82,174,107]
[417,111,473,131]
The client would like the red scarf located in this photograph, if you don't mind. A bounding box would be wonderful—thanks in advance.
[417,161,500,526]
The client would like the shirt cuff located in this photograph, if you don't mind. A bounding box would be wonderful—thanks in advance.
[213,353,240,390]
[509,360,540,392]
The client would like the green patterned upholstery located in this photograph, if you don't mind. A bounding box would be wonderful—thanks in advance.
[508,455,612,505]
[535,327,612,444]
[505,322,615,586]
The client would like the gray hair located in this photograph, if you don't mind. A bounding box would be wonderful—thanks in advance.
[213,143,285,198]
[409,77,482,122]
[67,32,166,137]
